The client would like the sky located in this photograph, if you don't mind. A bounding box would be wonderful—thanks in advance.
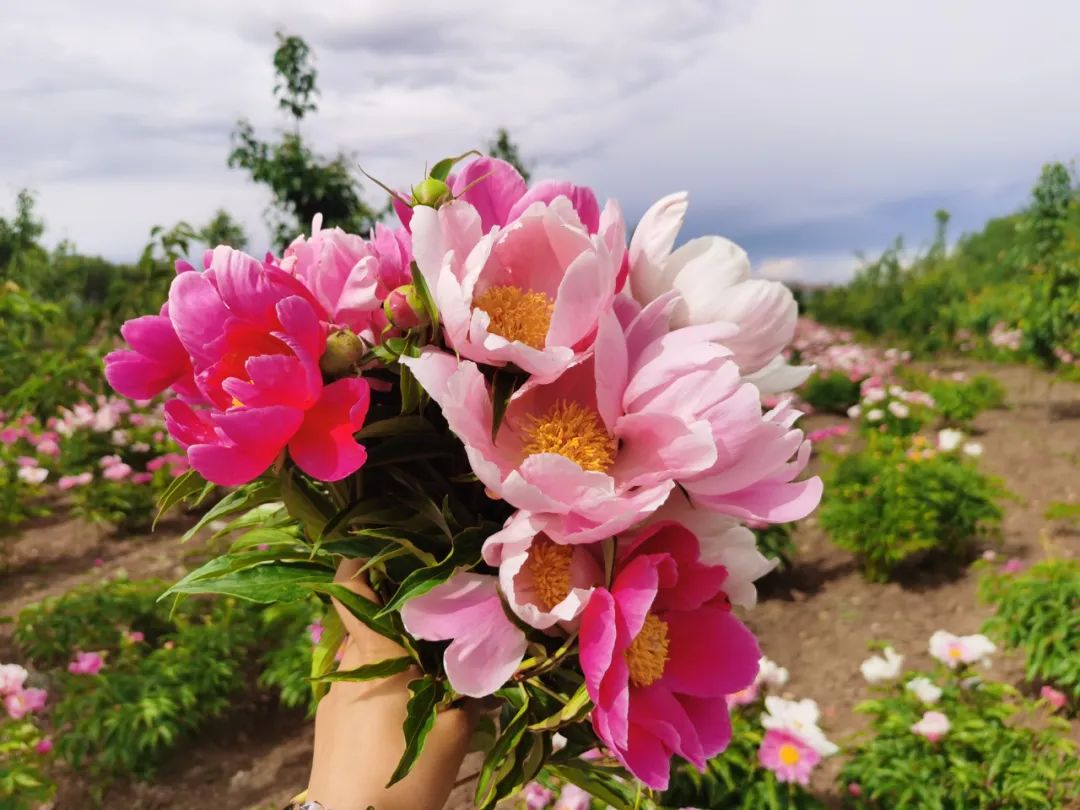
[3,0,1080,284]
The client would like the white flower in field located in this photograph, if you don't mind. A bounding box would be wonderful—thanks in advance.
[111,429,130,446]
[863,388,886,404]
[937,429,964,452]
[887,401,910,418]
[16,466,48,485]
[905,677,943,705]
[911,710,950,741]
[888,385,903,396]
[551,732,567,752]
[761,696,838,756]
[847,405,862,419]
[962,442,983,458]
[859,646,904,683]
[757,656,790,689]
[866,408,884,422]
[929,631,996,668]
[131,441,151,453]
[0,664,28,696]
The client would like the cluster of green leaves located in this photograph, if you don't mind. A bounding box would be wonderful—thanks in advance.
[756,523,797,570]
[797,371,862,414]
[918,372,1006,426]
[0,720,54,810]
[843,668,1080,808]
[14,577,317,786]
[979,557,1080,707]
[804,163,1080,372]
[819,437,1004,580]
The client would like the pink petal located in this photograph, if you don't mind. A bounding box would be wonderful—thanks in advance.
[663,607,759,698]
[507,181,601,233]
[451,157,527,231]
[288,377,370,481]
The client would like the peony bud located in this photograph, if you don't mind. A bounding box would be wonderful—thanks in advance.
[383,285,430,329]
[320,329,365,377]
[411,177,452,208]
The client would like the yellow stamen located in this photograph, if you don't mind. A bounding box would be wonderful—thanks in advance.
[520,400,617,473]
[626,614,670,687]
[779,743,801,766]
[522,535,575,611]
[230,397,244,408]
[948,645,962,659]
[473,285,554,349]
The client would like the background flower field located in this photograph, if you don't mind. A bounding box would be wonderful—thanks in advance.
[3,32,1080,810]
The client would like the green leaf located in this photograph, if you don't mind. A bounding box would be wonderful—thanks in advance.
[281,465,335,537]
[165,562,333,603]
[377,526,487,617]
[153,469,203,528]
[310,609,345,703]
[527,684,592,731]
[547,761,637,809]
[399,361,422,415]
[387,677,447,786]
[490,369,523,442]
[181,478,279,542]
[313,582,399,640]
[356,415,437,441]
[313,656,413,683]
[475,695,531,807]
[409,259,440,333]
[428,150,481,182]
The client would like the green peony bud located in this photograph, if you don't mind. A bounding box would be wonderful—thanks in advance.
[320,329,365,377]
[383,284,430,329]
[411,177,452,208]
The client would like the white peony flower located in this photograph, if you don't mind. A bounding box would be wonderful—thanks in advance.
[847,404,862,419]
[937,429,964,452]
[911,710,950,741]
[962,442,983,457]
[929,631,996,668]
[866,408,884,422]
[16,466,48,485]
[887,401,910,418]
[860,646,904,683]
[863,388,886,404]
[905,677,943,705]
[761,696,839,756]
[0,664,29,696]
[756,656,790,689]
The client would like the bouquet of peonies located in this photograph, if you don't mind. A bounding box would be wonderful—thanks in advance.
[104,154,821,805]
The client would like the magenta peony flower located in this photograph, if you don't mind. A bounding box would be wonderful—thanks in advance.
[1041,685,1068,710]
[108,246,371,485]
[68,651,104,675]
[57,472,93,491]
[4,687,47,720]
[35,737,54,755]
[758,728,821,785]
[400,571,527,698]
[103,305,199,401]
[409,192,624,381]
[579,522,760,789]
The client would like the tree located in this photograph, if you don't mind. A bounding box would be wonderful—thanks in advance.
[228,33,378,249]
[488,128,532,183]
[0,189,46,278]
[201,209,248,250]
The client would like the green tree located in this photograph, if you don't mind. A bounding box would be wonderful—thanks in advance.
[228,33,378,249]
[201,209,248,250]
[0,189,46,279]
[487,127,531,182]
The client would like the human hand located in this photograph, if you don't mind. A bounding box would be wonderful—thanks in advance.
[305,559,475,810]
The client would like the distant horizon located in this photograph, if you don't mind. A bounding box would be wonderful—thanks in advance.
[5,0,1079,284]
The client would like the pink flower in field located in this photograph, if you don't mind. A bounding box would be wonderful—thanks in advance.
[911,710,950,741]
[16,466,48,485]
[1000,558,1024,574]
[628,192,810,394]
[68,651,104,675]
[404,302,819,544]
[35,738,54,755]
[92,558,104,568]
[848,782,863,797]
[579,523,760,790]
[100,454,122,468]
[806,424,850,443]
[409,190,624,382]
[522,781,554,810]
[727,682,760,708]
[4,687,47,720]
[0,664,28,696]
[57,472,94,490]
[109,246,372,486]
[758,728,821,785]
[400,571,527,698]
[126,631,145,644]
[0,427,22,444]
[929,631,995,668]
[130,472,153,485]
[16,455,37,467]
[553,783,591,810]
[1041,685,1068,710]
[103,462,132,481]
[307,621,323,645]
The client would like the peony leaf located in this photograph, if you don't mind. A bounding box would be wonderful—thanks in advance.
[313,655,413,683]
[386,677,447,787]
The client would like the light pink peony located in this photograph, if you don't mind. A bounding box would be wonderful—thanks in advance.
[4,687,47,720]
[579,522,760,789]
[409,192,624,381]
[0,664,28,696]
[758,728,821,785]
[522,781,554,810]
[108,246,371,486]
[68,651,105,675]
[628,192,809,393]
[911,710,950,741]
[103,462,132,481]
[1040,685,1068,711]
[399,571,527,698]
[928,631,995,669]
[404,300,819,544]
[552,783,591,810]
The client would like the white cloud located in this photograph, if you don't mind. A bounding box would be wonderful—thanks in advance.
[3,0,1079,279]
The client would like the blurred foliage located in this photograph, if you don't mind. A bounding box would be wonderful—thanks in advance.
[798,371,862,414]
[488,127,532,183]
[805,162,1080,372]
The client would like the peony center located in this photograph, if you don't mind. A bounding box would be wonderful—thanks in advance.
[626,613,670,688]
[521,400,617,473]
[779,743,801,766]
[522,535,575,611]
[948,645,963,660]
[473,285,554,350]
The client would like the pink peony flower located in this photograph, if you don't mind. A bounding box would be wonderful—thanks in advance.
[0,664,28,696]
[726,683,760,708]
[522,781,554,810]
[35,738,54,755]
[130,472,153,484]
[16,466,48,485]
[68,651,104,675]
[928,631,995,668]
[628,192,809,394]
[57,472,94,490]
[103,462,133,481]
[126,631,145,644]
[0,427,22,444]
[1000,558,1024,574]
[911,710,950,741]
[758,728,821,785]
[103,305,199,400]
[308,621,324,645]
[399,571,527,698]
[409,193,624,381]
[404,301,819,544]
[109,246,372,485]
[1041,685,1068,710]
[848,782,863,797]
[579,522,760,789]
[35,438,60,457]
[4,687,47,720]
[552,783,591,810]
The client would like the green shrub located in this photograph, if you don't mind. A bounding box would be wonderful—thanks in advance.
[843,667,1079,808]
[819,438,1004,581]
[0,720,54,810]
[755,523,797,570]
[979,558,1080,706]
[905,372,1007,426]
[798,371,862,414]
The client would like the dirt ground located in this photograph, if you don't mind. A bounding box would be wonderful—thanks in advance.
[2,362,1077,809]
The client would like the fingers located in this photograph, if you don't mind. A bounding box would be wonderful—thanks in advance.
[331,557,407,663]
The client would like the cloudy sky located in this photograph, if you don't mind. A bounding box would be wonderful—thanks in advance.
[4,0,1079,282]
